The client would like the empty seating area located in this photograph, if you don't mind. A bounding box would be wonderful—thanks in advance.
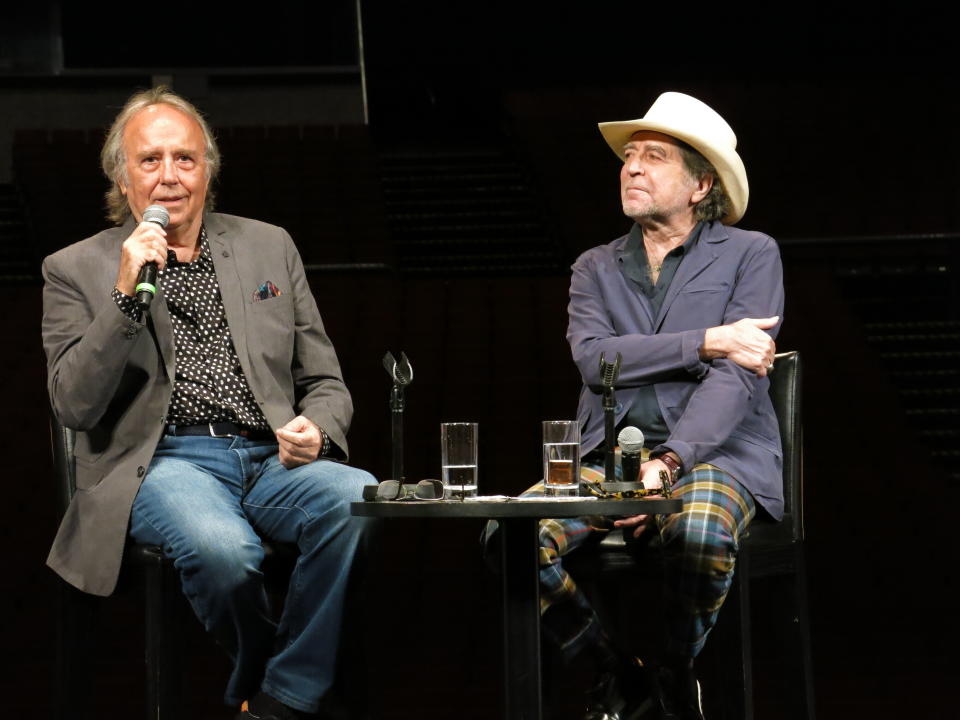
[12,128,105,267]
[830,235,960,482]
[215,124,390,267]
[379,144,559,274]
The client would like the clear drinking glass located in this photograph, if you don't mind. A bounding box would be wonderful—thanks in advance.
[441,422,478,499]
[543,420,580,496]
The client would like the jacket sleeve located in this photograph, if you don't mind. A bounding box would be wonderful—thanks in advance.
[567,250,710,391]
[655,236,785,470]
[42,251,148,431]
[282,230,354,459]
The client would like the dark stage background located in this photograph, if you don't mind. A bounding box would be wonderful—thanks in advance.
[1,2,957,718]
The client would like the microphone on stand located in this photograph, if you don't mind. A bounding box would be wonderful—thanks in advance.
[382,351,413,482]
[617,426,645,484]
[135,204,170,313]
[599,351,622,484]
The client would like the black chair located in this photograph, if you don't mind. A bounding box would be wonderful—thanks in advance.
[50,414,299,720]
[565,351,815,720]
[51,413,183,719]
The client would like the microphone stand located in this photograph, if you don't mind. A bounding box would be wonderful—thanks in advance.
[599,352,622,484]
[382,351,413,481]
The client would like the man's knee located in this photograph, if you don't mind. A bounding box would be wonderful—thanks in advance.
[660,470,753,556]
[297,463,377,540]
[180,528,266,595]
[331,464,378,502]
[307,462,376,504]
[663,508,737,546]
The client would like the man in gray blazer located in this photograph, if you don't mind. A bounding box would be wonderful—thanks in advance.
[537,93,784,720]
[42,87,374,720]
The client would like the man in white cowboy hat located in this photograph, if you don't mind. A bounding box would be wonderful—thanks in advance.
[537,92,785,719]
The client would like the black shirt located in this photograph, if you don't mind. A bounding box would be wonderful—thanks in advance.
[615,221,704,446]
[112,228,269,429]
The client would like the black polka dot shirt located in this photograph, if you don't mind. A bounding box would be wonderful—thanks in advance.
[112,228,269,429]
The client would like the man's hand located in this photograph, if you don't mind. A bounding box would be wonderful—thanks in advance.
[115,221,169,296]
[701,316,778,376]
[276,415,322,469]
[613,458,669,538]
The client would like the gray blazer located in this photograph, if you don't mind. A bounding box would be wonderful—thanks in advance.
[42,213,353,596]
[568,221,785,518]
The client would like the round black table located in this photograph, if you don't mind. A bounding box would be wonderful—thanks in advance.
[352,497,682,720]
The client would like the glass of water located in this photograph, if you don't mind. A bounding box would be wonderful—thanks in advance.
[543,420,580,496]
[441,422,478,499]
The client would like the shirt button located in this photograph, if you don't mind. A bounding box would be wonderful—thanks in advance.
[137,466,145,478]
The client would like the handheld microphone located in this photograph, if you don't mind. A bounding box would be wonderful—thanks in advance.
[135,204,170,312]
[617,426,645,484]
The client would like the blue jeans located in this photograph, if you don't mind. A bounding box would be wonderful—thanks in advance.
[129,434,375,713]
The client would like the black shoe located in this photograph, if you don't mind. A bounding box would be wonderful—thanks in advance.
[650,660,704,720]
[583,659,656,720]
[235,692,315,720]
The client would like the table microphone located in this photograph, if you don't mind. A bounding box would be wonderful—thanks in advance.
[618,426,644,484]
[382,351,413,482]
[136,204,170,312]
[599,351,622,484]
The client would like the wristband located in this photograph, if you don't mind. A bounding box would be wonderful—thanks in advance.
[654,453,683,486]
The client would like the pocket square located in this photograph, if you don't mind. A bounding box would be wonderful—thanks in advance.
[252,281,282,302]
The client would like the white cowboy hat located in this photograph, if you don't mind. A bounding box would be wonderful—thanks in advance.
[598,92,748,224]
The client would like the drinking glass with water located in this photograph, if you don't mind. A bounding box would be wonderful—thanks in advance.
[441,422,478,499]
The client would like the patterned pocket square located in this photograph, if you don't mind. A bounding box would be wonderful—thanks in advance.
[252,281,282,302]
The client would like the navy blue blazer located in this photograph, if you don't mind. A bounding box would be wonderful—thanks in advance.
[567,220,785,518]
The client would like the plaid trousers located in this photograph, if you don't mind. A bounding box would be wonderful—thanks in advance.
[524,455,756,662]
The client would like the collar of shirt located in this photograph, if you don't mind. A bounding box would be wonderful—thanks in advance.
[619,220,703,299]
[160,226,211,274]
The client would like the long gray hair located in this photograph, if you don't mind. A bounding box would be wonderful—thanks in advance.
[100,86,220,224]
[677,141,731,223]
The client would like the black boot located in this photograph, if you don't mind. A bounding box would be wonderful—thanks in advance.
[540,603,654,720]
[651,659,704,720]
[583,656,656,720]
[235,692,316,720]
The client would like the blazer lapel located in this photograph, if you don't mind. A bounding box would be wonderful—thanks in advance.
[654,222,728,330]
[205,214,254,378]
[148,286,176,380]
[615,227,656,327]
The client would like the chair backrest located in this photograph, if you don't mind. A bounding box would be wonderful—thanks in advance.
[49,411,77,518]
[766,351,803,541]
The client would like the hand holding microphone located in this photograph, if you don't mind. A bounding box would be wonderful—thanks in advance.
[614,426,654,539]
[115,204,169,307]
[135,205,170,311]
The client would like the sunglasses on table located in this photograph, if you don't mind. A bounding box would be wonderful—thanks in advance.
[372,479,445,501]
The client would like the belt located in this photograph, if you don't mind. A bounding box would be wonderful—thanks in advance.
[165,422,273,440]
